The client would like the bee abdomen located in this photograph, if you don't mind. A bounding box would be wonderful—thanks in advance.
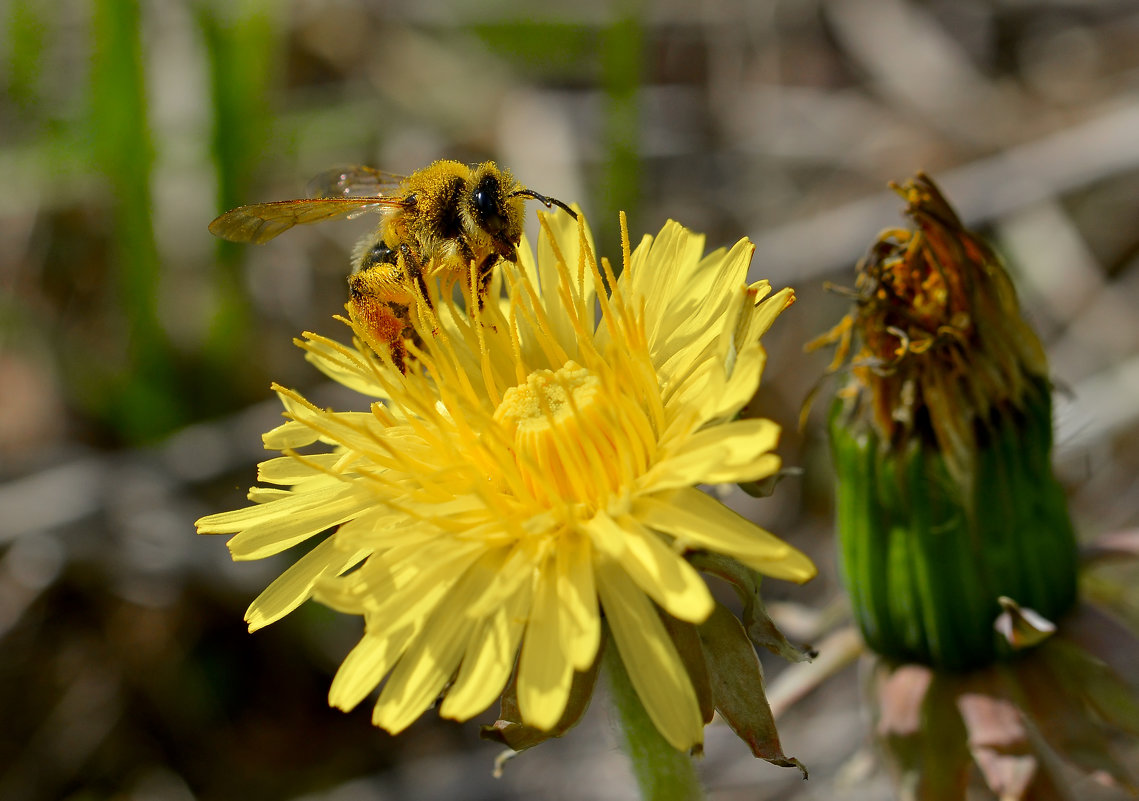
[355,239,398,273]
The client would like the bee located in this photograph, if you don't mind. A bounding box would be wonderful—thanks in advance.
[209,159,575,370]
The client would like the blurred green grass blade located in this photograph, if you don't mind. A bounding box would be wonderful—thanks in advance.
[90,0,183,440]
[91,0,157,318]
[469,21,597,76]
[600,6,643,257]
[198,0,280,376]
[199,0,277,214]
[4,0,47,115]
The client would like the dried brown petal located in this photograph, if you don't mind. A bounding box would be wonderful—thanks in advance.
[875,663,934,738]
[994,597,1057,651]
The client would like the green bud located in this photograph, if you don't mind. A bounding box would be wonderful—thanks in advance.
[831,375,1076,670]
[818,174,1078,671]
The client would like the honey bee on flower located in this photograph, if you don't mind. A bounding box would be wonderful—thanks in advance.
[209,159,574,371]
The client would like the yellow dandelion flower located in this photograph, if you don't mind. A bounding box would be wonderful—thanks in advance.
[196,209,815,752]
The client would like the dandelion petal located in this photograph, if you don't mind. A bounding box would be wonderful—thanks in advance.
[635,489,816,583]
[517,565,574,731]
[245,537,367,631]
[329,625,415,712]
[440,587,529,721]
[373,625,471,734]
[597,558,704,751]
[587,511,714,624]
[651,418,782,489]
[555,532,600,672]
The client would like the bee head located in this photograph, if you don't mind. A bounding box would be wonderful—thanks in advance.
[470,163,526,260]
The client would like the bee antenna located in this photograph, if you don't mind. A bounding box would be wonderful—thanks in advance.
[512,189,578,220]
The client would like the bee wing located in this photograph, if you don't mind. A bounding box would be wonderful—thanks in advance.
[208,197,409,244]
[306,165,407,199]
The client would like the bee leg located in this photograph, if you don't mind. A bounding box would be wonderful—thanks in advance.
[390,335,407,375]
[474,253,498,310]
[399,243,433,311]
[399,243,439,342]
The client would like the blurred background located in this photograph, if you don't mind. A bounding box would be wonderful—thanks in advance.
[2,0,1139,799]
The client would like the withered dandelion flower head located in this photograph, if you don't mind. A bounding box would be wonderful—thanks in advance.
[813,173,1049,490]
[197,209,815,753]
[778,172,1139,800]
[815,173,1078,671]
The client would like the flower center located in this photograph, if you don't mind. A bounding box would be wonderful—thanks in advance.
[494,361,650,507]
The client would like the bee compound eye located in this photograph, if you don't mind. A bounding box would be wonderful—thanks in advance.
[473,188,492,215]
[474,178,505,233]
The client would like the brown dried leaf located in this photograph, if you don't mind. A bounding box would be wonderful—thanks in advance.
[870,662,971,801]
[738,467,801,498]
[957,689,1036,800]
[698,601,806,776]
[1008,648,1139,793]
[766,626,863,719]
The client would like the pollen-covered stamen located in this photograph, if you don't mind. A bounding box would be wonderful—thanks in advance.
[494,361,653,507]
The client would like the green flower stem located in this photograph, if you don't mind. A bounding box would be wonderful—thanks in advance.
[603,645,705,801]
